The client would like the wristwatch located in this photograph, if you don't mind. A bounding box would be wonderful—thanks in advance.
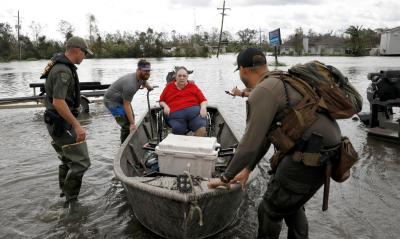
[220,174,230,183]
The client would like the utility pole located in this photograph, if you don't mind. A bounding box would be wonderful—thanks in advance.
[217,0,230,58]
[15,10,22,60]
[259,27,265,45]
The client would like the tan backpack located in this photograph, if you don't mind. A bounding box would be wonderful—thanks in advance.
[268,62,361,182]
[288,60,363,119]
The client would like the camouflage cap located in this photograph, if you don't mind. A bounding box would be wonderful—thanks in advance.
[66,36,93,55]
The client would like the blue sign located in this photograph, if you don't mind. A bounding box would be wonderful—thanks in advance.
[269,28,281,46]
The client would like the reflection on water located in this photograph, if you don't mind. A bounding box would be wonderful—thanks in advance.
[1,55,400,238]
[0,72,16,79]
[92,68,105,82]
[346,66,359,78]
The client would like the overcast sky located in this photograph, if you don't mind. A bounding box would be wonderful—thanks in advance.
[2,0,400,41]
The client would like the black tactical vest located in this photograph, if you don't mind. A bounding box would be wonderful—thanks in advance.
[40,53,80,108]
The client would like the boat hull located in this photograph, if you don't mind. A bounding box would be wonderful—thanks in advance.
[114,106,256,238]
[123,182,244,239]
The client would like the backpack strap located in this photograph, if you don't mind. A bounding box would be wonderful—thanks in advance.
[280,72,290,107]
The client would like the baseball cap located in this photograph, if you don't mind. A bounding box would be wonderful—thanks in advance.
[235,48,266,71]
[137,59,151,71]
[139,65,152,71]
[66,36,93,55]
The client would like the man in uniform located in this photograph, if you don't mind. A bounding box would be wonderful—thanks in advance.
[41,36,93,208]
[103,59,153,143]
[208,48,342,238]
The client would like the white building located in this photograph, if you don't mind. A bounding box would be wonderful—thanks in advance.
[302,37,309,55]
[380,26,400,56]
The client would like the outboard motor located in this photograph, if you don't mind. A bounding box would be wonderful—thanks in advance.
[361,70,400,127]
[367,70,400,102]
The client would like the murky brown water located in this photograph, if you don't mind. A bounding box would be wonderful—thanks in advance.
[1,55,400,239]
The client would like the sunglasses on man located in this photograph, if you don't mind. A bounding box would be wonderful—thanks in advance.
[140,68,151,73]
[79,48,89,56]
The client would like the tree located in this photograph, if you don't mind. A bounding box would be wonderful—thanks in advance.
[345,25,365,56]
[87,14,99,45]
[209,27,220,45]
[19,35,38,59]
[0,23,16,60]
[58,20,75,41]
[37,36,62,59]
[361,28,380,49]
[91,34,102,57]
[293,27,304,55]
[236,28,257,45]
[29,21,42,46]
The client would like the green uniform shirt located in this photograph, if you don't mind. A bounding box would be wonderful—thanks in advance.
[44,63,77,111]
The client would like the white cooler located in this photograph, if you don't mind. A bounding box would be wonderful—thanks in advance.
[155,134,220,178]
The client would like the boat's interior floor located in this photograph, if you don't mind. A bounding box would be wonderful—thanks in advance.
[123,108,239,193]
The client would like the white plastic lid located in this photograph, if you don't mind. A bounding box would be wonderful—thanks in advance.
[156,134,220,156]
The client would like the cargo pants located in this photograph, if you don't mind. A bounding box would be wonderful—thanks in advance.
[47,123,91,202]
[257,155,325,239]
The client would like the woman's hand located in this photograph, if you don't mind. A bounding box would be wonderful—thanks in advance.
[163,105,170,116]
[200,107,207,118]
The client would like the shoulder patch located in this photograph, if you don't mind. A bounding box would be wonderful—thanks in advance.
[59,72,70,84]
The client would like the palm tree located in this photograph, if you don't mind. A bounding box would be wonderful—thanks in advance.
[345,25,365,56]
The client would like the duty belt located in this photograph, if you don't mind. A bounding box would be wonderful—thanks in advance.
[292,145,340,167]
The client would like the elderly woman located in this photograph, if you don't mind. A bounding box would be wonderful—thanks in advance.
[159,67,207,136]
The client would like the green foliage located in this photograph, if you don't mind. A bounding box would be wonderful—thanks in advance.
[236,28,258,45]
[345,26,365,56]
[0,18,383,61]
[37,36,63,59]
[0,23,16,61]
[286,27,304,56]
[345,25,380,56]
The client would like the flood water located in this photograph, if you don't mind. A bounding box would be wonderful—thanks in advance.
[0,55,400,239]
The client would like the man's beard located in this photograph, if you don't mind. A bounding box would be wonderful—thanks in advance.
[139,72,150,81]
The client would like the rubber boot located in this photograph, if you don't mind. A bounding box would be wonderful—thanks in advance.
[59,163,68,197]
[115,116,130,143]
[51,142,68,197]
[61,141,91,201]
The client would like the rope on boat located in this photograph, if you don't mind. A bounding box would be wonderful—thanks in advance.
[184,170,204,226]
[139,176,160,184]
